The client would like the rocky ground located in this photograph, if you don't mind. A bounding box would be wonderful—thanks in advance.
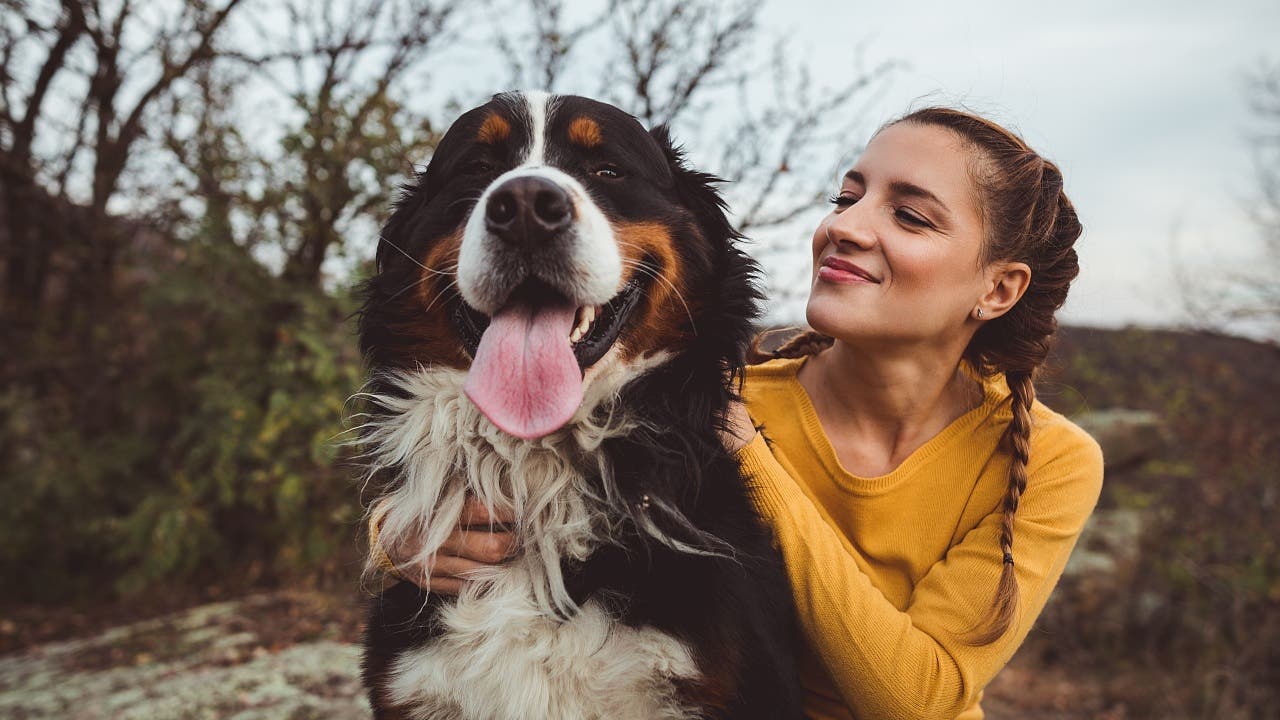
[0,587,1129,720]
[0,407,1161,719]
[0,592,367,719]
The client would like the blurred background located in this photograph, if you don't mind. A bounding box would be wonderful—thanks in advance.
[1,0,1277,717]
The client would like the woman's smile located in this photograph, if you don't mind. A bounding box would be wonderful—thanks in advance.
[817,255,881,285]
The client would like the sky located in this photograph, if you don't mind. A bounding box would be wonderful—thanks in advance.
[749,0,1280,331]
[228,0,1279,334]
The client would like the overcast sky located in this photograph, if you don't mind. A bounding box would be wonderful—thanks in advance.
[748,0,1280,331]
[298,0,1278,333]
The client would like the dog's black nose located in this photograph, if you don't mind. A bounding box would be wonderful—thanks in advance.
[485,176,574,247]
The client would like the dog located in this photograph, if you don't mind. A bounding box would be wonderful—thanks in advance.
[355,91,800,719]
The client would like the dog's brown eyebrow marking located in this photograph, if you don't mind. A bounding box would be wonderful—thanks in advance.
[476,112,511,145]
[568,116,603,148]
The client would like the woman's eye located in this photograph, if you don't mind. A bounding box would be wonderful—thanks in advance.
[828,193,857,208]
[593,165,623,179]
[896,208,930,227]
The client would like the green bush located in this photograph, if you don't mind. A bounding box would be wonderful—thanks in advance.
[0,238,365,602]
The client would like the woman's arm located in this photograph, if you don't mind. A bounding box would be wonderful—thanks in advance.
[737,425,1102,720]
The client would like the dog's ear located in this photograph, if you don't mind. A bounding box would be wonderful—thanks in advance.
[646,124,763,386]
[649,125,737,248]
[375,169,431,273]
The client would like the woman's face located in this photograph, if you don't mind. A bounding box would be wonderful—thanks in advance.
[806,121,990,348]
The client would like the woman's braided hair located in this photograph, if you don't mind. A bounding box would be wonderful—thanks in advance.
[751,107,1082,644]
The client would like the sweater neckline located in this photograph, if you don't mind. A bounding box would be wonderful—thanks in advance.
[778,355,1009,496]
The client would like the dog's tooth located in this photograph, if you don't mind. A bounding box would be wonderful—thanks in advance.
[569,305,599,345]
[570,306,589,343]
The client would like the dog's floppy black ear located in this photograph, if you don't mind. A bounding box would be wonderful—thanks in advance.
[649,125,738,247]
[647,123,763,383]
[375,169,431,273]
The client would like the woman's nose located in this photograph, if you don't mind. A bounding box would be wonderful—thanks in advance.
[825,202,878,251]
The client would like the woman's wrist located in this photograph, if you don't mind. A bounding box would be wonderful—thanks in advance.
[368,500,403,578]
[720,400,758,453]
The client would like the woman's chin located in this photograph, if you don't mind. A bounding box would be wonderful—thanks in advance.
[804,298,858,339]
[804,297,902,347]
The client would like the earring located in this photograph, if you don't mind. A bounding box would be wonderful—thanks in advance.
[974,308,985,319]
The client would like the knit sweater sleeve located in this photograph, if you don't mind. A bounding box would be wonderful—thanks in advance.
[737,423,1103,720]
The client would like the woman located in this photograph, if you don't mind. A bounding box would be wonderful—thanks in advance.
[373,107,1103,719]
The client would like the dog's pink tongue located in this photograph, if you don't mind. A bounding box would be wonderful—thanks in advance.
[464,300,582,439]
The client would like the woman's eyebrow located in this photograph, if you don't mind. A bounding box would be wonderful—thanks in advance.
[844,169,952,218]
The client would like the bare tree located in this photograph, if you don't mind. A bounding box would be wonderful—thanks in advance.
[1,0,245,425]
[487,0,604,92]
[1,0,89,325]
[1180,60,1280,339]
[162,0,460,292]
[1239,62,1280,327]
[243,0,458,288]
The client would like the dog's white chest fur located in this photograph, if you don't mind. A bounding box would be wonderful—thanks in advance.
[361,359,699,718]
[387,566,699,720]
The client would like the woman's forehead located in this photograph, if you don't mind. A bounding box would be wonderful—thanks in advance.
[850,123,974,197]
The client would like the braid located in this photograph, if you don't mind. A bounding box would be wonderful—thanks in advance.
[896,107,1083,644]
[968,369,1035,645]
[747,328,833,364]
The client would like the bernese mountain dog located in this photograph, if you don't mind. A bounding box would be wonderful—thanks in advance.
[355,91,801,719]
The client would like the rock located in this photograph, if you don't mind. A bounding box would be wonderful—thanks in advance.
[1063,508,1143,579]
[0,595,370,719]
[1072,409,1165,473]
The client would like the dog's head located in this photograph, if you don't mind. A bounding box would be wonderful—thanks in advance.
[360,92,759,439]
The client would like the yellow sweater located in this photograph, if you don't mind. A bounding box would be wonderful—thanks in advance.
[736,357,1103,720]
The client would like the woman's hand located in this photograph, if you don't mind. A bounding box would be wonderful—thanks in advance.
[383,497,518,595]
[720,399,758,454]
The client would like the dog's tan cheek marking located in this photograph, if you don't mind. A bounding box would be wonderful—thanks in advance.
[568,116,603,148]
[476,112,512,145]
[419,230,462,294]
[383,230,467,370]
[614,221,694,361]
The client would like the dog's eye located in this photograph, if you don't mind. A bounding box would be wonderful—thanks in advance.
[593,164,623,179]
[464,160,495,175]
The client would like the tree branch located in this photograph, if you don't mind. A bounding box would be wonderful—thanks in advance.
[115,0,244,164]
[11,0,86,160]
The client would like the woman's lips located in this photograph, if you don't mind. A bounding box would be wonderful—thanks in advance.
[817,256,880,284]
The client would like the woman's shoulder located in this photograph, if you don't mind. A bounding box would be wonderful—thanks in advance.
[1018,401,1106,521]
[740,358,816,439]
[977,372,1104,473]
[973,373,1104,509]
[744,355,806,380]
[742,356,806,400]
[1028,401,1105,470]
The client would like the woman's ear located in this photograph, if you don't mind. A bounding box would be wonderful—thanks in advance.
[976,261,1032,320]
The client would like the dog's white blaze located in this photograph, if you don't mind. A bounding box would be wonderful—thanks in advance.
[357,350,700,718]
[521,90,551,167]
